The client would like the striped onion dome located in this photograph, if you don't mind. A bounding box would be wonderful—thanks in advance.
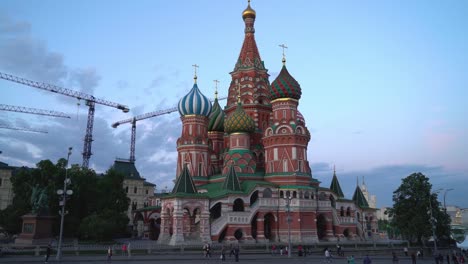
[270,65,302,100]
[224,102,255,134]
[178,83,212,117]
[208,97,225,132]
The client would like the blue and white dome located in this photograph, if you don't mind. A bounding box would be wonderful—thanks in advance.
[178,83,212,117]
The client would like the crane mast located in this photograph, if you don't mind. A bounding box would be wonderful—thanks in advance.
[0,71,130,168]
[112,96,227,163]
[0,104,71,119]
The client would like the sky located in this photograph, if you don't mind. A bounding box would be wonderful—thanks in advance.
[1,0,467,209]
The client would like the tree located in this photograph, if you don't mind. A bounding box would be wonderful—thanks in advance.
[387,172,451,245]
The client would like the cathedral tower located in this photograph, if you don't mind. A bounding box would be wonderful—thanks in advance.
[176,70,212,185]
[224,1,271,174]
[263,51,313,186]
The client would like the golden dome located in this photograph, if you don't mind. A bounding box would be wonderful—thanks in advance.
[242,2,256,19]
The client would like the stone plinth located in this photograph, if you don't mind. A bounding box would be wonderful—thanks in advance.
[15,214,55,245]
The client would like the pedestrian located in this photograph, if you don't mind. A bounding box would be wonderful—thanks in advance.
[404,247,408,256]
[121,243,127,256]
[107,246,112,262]
[44,244,51,263]
[363,254,372,264]
[234,244,240,262]
[271,244,276,255]
[392,252,399,264]
[230,243,234,257]
[280,245,284,255]
[220,244,226,261]
[127,243,131,257]
[347,255,355,264]
[325,248,331,263]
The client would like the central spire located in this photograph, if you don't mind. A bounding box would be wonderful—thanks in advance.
[234,0,264,71]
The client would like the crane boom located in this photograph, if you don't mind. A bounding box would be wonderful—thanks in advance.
[0,72,129,112]
[111,96,227,162]
[0,71,130,168]
[111,96,227,128]
[0,124,47,134]
[0,104,71,119]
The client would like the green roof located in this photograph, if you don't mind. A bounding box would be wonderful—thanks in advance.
[198,180,277,199]
[172,164,197,194]
[222,166,242,191]
[352,186,369,208]
[112,159,144,180]
[330,171,345,198]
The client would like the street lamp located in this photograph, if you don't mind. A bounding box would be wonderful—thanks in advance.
[56,147,73,261]
[283,193,293,258]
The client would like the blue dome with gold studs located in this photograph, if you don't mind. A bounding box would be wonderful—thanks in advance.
[178,82,212,117]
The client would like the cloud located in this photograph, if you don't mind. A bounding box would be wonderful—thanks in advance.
[69,68,101,95]
[0,14,68,83]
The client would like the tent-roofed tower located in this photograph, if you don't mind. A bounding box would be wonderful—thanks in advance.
[330,166,344,198]
[224,0,271,174]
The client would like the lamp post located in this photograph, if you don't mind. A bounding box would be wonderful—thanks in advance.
[283,194,293,258]
[56,147,73,261]
[443,188,454,210]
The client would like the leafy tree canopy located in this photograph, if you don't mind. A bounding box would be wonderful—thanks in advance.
[387,172,450,245]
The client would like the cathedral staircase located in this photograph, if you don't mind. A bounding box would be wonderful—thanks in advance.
[210,197,268,236]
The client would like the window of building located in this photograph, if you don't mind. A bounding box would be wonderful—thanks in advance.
[146,189,148,195]
[125,186,128,193]
[283,159,288,172]
[134,187,137,194]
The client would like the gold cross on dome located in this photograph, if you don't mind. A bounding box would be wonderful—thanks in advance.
[213,80,220,98]
[192,64,199,83]
[279,44,288,64]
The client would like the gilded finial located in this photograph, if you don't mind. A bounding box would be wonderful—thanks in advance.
[213,80,219,99]
[237,82,241,103]
[279,44,288,65]
[192,64,199,84]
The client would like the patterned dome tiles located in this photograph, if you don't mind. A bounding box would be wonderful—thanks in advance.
[178,83,212,117]
[224,103,255,134]
[208,98,225,132]
[270,65,302,100]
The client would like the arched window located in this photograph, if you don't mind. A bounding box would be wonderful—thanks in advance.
[134,187,137,194]
[304,191,310,199]
[340,206,345,217]
[233,198,244,212]
[263,188,272,198]
[280,191,284,198]
[346,207,351,217]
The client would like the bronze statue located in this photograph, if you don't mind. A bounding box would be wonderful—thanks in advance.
[30,184,48,214]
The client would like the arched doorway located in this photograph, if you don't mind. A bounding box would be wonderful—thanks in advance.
[264,213,275,241]
[251,213,258,239]
[316,214,327,240]
[234,229,243,240]
[149,218,161,240]
[133,212,144,238]
[210,202,222,220]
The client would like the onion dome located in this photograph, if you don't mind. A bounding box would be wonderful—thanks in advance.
[270,64,302,100]
[225,102,255,134]
[208,94,225,132]
[178,79,212,117]
[242,0,256,19]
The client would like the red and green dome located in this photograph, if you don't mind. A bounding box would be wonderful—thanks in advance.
[270,65,302,100]
[224,102,255,134]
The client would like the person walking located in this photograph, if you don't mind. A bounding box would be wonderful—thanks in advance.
[234,244,240,262]
[325,248,332,263]
[107,246,113,262]
[411,252,417,264]
[220,244,226,261]
[392,252,399,264]
[121,243,127,256]
[44,244,51,264]
[363,255,372,264]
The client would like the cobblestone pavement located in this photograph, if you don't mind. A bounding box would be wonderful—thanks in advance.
[0,254,439,264]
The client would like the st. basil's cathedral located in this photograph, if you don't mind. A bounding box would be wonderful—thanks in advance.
[123,1,378,245]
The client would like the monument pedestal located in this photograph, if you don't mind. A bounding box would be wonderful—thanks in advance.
[15,214,55,245]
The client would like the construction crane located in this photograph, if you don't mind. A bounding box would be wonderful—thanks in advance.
[0,104,71,119]
[112,96,227,163]
[0,124,47,134]
[0,72,130,168]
